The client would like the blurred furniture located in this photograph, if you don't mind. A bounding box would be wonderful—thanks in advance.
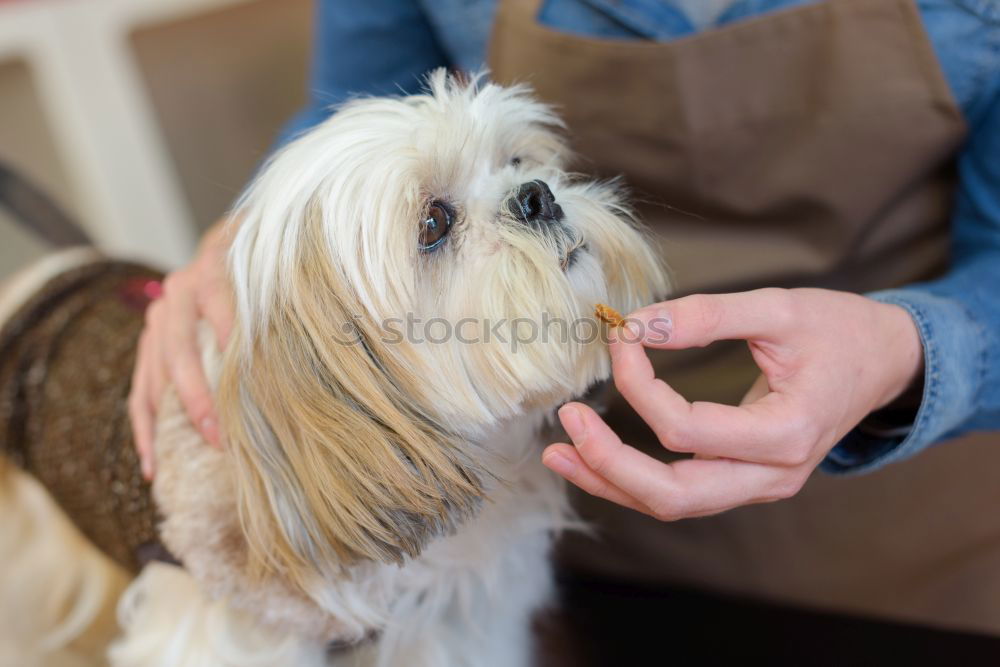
[0,0,272,269]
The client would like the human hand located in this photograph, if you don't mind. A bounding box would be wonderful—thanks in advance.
[542,288,923,520]
[129,219,236,479]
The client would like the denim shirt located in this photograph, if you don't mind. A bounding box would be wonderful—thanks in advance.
[277,0,1000,475]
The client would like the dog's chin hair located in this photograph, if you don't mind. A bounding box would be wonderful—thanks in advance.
[426,180,666,423]
[442,221,607,414]
[218,69,669,594]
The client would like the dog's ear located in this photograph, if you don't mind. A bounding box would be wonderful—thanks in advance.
[218,231,486,589]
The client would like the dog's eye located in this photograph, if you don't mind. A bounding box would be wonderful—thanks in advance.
[510,156,522,167]
[419,200,453,252]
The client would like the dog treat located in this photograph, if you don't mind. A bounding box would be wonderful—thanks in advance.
[594,303,625,328]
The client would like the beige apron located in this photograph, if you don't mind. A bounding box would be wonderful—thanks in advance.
[490,0,1000,635]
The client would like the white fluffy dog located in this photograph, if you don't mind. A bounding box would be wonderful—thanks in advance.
[0,70,666,666]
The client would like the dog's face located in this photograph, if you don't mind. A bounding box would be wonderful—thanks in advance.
[220,71,667,587]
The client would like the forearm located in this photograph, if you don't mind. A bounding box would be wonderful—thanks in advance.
[824,254,1000,473]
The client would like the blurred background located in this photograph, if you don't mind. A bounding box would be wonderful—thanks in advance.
[0,0,310,278]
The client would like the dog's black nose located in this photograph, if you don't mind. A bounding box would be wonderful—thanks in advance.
[511,180,563,225]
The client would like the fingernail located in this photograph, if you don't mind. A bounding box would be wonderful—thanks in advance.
[141,459,153,481]
[544,452,577,477]
[645,308,673,343]
[201,417,220,444]
[625,319,642,339]
[559,405,586,443]
[609,319,641,344]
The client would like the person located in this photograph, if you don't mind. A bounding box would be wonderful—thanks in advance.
[130,0,1000,632]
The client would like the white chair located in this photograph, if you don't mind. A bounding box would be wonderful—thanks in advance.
[0,0,254,268]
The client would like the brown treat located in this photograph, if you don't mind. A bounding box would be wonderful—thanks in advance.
[594,303,625,328]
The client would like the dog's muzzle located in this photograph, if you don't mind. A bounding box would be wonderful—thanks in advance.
[510,180,564,228]
[507,180,584,269]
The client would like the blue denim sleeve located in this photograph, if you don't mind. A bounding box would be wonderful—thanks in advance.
[272,0,449,148]
[823,78,1000,474]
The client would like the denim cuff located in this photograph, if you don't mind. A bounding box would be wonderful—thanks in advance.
[821,288,985,475]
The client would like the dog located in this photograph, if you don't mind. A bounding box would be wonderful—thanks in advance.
[0,70,667,666]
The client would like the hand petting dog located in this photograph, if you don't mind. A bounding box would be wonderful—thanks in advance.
[129,220,234,479]
[544,288,923,520]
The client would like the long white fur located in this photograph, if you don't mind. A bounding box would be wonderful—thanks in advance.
[108,564,330,667]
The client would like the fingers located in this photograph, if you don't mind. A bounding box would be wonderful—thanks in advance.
[127,221,235,473]
[162,275,220,446]
[607,335,801,465]
[542,444,653,515]
[195,219,238,348]
[198,289,235,350]
[633,456,805,520]
[630,289,798,349]
[129,329,159,480]
[196,272,236,349]
[556,403,690,507]
[553,403,806,520]
[127,269,223,477]
[129,300,170,479]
